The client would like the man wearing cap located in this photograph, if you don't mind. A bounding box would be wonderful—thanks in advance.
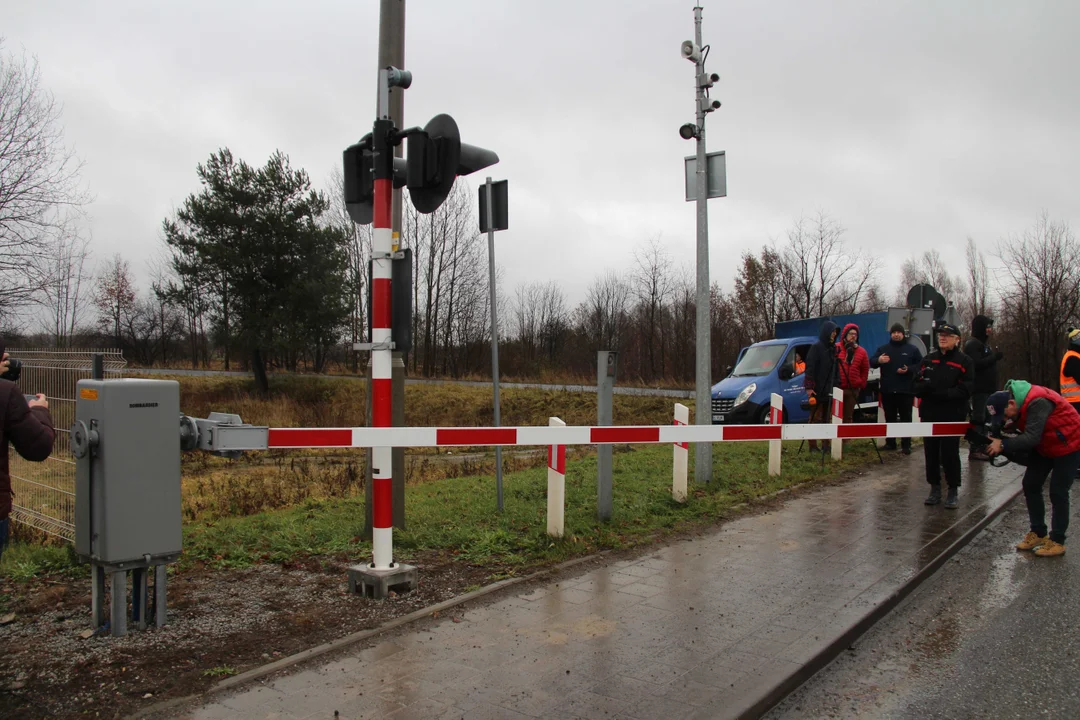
[986,379,1080,556]
[1060,328,1080,414]
[964,315,1004,461]
[914,322,974,509]
[871,323,923,454]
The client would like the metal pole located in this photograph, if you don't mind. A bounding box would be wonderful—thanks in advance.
[597,351,615,521]
[692,5,713,484]
[485,178,504,512]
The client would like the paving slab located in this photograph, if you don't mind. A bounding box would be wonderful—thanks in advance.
[165,454,1021,720]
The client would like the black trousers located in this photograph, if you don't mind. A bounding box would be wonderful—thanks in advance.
[924,436,962,488]
[1023,450,1080,543]
[881,393,914,449]
[971,392,990,426]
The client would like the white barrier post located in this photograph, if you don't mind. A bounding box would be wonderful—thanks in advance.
[876,394,888,448]
[547,417,566,537]
[768,393,783,476]
[672,403,690,502]
[831,387,843,461]
[913,396,921,424]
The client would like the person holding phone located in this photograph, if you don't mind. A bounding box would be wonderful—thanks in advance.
[0,343,55,562]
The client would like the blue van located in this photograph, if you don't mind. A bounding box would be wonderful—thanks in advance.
[710,312,889,425]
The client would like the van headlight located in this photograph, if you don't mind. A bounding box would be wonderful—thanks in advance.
[734,383,757,407]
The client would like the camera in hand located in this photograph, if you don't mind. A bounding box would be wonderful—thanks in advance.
[965,421,1027,467]
[1,357,22,382]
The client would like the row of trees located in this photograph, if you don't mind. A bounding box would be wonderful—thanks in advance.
[5,42,1080,391]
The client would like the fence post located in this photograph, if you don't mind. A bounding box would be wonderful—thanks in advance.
[672,403,689,502]
[92,353,104,380]
[768,393,783,476]
[831,387,844,461]
[547,417,566,538]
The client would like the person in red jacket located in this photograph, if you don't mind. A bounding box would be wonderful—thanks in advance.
[987,380,1080,557]
[836,323,869,425]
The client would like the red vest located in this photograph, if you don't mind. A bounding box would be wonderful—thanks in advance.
[1017,385,1080,457]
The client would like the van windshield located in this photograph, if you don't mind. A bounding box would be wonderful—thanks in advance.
[732,345,787,377]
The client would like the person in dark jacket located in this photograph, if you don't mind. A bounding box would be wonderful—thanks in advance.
[964,315,1004,461]
[803,320,839,452]
[914,322,974,509]
[986,380,1080,557]
[0,353,55,562]
[870,323,923,453]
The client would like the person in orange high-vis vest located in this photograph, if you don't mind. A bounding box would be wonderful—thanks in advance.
[1061,329,1080,414]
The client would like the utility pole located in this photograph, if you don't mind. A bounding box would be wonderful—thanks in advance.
[691,5,712,484]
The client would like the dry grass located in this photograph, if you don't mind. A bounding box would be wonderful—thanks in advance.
[170,375,680,521]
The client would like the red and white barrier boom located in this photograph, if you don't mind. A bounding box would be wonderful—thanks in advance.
[197,419,969,453]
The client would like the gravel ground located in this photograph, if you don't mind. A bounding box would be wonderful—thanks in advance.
[0,553,491,720]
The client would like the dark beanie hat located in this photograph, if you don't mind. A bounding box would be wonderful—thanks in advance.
[890,323,905,334]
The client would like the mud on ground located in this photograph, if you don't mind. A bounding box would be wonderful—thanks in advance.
[0,552,492,720]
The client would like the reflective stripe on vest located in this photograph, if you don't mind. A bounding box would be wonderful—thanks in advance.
[1060,350,1080,402]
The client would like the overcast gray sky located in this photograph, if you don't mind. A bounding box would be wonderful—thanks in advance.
[5,0,1079,306]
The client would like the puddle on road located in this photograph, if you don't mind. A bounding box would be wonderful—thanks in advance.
[978,549,1024,613]
[915,613,960,660]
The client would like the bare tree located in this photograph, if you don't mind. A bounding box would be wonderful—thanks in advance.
[997,213,1080,386]
[577,271,631,352]
[0,42,87,309]
[964,236,992,320]
[93,254,137,349]
[631,237,674,379]
[536,281,567,365]
[897,249,966,306]
[325,167,370,372]
[37,226,91,345]
[779,211,874,317]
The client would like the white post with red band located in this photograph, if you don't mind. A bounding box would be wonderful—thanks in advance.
[876,395,888,448]
[768,393,783,476]
[547,417,566,538]
[831,387,843,461]
[370,69,396,571]
[672,403,690,502]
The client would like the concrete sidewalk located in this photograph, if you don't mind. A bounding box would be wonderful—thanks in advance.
[171,455,1022,720]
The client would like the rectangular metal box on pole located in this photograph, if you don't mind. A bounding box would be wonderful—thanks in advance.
[74,379,182,565]
[479,179,509,232]
[684,151,727,201]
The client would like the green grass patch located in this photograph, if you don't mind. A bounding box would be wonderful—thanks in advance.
[0,541,80,582]
[181,440,887,573]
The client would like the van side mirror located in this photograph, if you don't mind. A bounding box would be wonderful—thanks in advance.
[778,365,794,381]
[724,365,733,377]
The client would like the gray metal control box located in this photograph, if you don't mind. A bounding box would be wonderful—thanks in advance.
[74,379,182,565]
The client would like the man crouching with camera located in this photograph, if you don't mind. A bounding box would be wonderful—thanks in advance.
[986,380,1080,557]
[0,350,55,562]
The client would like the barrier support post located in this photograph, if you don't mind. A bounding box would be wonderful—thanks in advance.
[547,417,566,537]
[831,387,843,461]
[768,393,783,476]
[672,404,689,502]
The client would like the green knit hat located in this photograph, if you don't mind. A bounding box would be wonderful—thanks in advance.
[1004,379,1032,407]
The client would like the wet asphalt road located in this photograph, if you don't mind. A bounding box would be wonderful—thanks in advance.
[768,492,1080,719]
